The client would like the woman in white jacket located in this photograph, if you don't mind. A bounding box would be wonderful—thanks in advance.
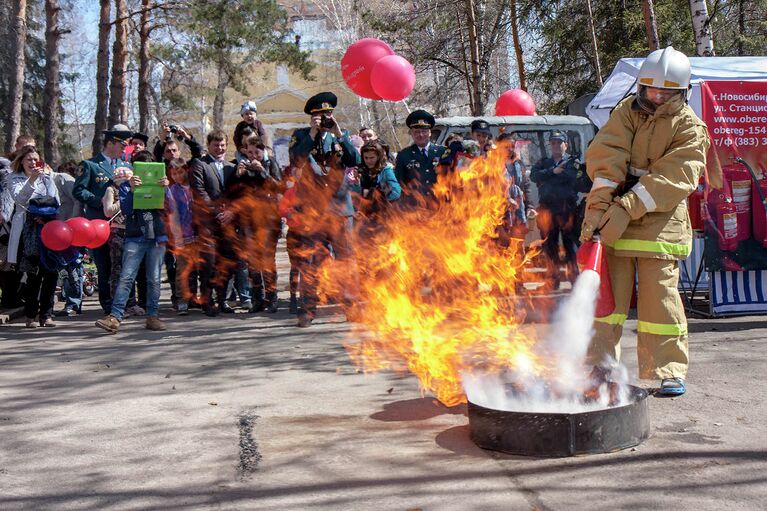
[5,145,60,327]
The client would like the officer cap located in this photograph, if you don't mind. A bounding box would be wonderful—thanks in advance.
[406,109,435,129]
[304,92,337,115]
[103,124,133,143]
[470,119,491,134]
[131,132,149,144]
[549,130,567,142]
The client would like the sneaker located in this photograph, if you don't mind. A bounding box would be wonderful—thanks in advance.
[25,318,38,329]
[240,300,253,310]
[219,303,236,314]
[40,317,56,328]
[95,315,120,334]
[248,298,265,313]
[55,308,78,318]
[125,305,146,317]
[177,307,189,316]
[145,317,167,331]
[658,377,686,396]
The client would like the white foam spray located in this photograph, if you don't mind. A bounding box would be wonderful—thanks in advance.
[463,270,631,413]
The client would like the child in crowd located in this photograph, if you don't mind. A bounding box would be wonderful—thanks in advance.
[95,150,170,333]
[233,101,272,159]
[165,158,197,315]
[103,166,145,317]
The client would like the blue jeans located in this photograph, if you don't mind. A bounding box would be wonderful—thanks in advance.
[62,262,83,312]
[111,240,166,320]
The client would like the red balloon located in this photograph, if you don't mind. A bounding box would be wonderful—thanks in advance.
[41,221,73,251]
[66,217,95,247]
[86,219,111,249]
[495,89,537,116]
[370,55,416,101]
[341,38,394,100]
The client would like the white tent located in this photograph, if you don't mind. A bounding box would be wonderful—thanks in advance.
[586,56,767,128]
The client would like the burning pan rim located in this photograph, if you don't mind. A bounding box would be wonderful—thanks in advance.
[467,384,651,457]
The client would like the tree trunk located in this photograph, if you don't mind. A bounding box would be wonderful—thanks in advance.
[212,61,228,131]
[737,0,745,56]
[92,0,112,155]
[4,0,28,155]
[138,0,151,134]
[44,0,62,167]
[585,0,603,87]
[642,0,659,51]
[689,0,715,56]
[464,0,484,115]
[108,0,129,127]
[509,0,526,91]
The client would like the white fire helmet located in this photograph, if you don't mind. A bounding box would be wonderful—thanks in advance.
[636,46,691,91]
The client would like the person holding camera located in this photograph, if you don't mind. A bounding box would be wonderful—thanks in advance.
[152,123,203,171]
[228,136,284,313]
[233,101,273,159]
[288,92,361,327]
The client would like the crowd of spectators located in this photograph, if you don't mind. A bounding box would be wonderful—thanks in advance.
[0,92,586,331]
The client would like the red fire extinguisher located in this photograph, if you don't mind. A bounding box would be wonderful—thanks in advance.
[688,176,705,231]
[722,163,752,241]
[705,181,739,252]
[736,157,767,249]
[576,237,615,318]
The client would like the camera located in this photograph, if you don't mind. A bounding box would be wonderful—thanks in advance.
[169,124,179,133]
[320,116,336,130]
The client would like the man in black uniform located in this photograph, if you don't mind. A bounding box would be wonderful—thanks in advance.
[530,130,579,288]
[394,109,447,208]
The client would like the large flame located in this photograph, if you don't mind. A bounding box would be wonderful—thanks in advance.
[323,143,544,406]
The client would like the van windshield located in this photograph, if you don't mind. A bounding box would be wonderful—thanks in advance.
[506,130,583,169]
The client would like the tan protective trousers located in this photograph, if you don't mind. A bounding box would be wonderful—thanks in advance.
[587,253,689,379]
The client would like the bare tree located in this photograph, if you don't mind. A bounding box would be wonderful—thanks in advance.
[585,0,603,87]
[44,0,65,166]
[642,0,659,51]
[108,0,129,126]
[4,0,28,154]
[689,0,715,56]
[137,0,152,134]
[92,0,112,154]
[465,0,484,115]
[509,0,526,91]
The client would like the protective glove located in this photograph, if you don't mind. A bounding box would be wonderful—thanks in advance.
[580,207,606,242]
[580,187,616,241]
[585,186,615,213]
[597,200,632,245]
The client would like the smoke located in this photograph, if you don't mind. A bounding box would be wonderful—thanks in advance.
[463,270,630,414]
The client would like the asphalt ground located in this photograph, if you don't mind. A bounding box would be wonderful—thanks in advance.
[1,244,765,510]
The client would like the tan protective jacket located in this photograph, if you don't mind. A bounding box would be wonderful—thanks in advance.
[586,95,709,260]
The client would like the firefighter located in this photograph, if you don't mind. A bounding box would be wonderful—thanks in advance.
[580,46,710,396]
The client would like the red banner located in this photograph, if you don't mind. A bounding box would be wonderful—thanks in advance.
[700,80,767,271]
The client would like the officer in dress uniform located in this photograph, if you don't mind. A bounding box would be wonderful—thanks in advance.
[73,124,133,314]
[289,92,361,327]
[394,109,447,208]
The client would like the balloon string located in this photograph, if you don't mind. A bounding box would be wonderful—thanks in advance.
[401,99,411,114]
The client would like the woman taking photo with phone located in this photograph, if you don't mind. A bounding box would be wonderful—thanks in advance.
[5,145,61,328]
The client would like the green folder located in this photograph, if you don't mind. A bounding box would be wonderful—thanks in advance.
[132,161,166,209]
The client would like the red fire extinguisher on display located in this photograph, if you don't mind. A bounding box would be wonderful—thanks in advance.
[688,176,705,231]
[736,157,767,249]
[704,179,739,252]
[722,163,752,241]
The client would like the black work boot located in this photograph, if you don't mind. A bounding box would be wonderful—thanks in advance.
[289,294,298,314]
[265,291,278,313]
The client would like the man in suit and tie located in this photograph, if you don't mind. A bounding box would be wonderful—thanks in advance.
[190,129,238,315]
[394,109,447,208]
[73,124,133,314]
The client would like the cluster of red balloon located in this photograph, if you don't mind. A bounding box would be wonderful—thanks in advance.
[495,89,537,116]
[341,39,415,102]
[41,217,111,251]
